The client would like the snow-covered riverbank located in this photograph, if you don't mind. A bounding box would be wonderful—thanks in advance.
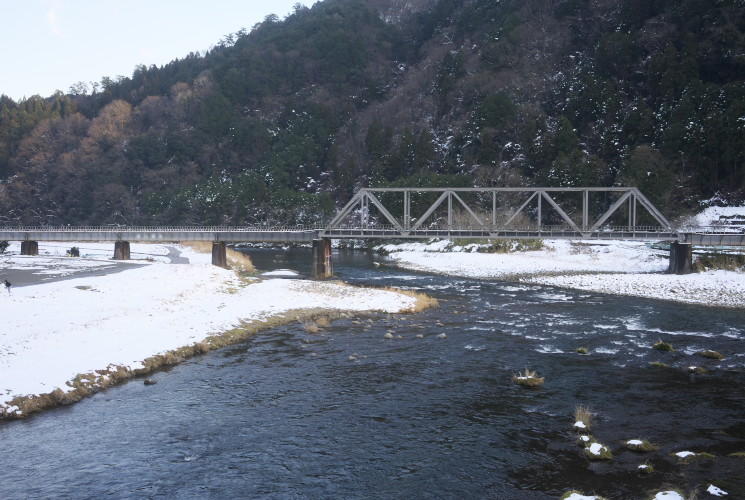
[1,243,417,418]
[380,239,745,308]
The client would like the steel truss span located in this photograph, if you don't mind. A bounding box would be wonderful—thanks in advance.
[320,187,679,240]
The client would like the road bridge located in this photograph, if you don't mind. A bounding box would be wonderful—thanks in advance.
[2,187,744,277]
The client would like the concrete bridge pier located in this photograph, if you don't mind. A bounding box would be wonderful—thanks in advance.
[312,238,333,279]
[113,241,131,260]
[212,241,228,268]
[669,242,692,274]
[21,241,39,255]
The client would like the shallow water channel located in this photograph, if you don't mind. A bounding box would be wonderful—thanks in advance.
[1,248,744,499]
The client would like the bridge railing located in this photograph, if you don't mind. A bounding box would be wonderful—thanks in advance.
[0,225,323,233]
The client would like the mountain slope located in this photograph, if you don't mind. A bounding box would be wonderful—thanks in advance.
[1,0,744,225]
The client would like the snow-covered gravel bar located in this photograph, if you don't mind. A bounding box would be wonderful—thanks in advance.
[1,244,416,417]
[381,239,745,308]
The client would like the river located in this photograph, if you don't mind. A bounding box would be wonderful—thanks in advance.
[1,248,743,499]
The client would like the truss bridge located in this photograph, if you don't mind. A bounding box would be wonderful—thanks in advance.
[3,187,744,277]
[321,187,678,240]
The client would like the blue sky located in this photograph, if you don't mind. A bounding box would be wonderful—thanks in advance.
[2,0,316,101]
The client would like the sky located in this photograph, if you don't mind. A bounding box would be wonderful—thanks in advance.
[1,0,317,101]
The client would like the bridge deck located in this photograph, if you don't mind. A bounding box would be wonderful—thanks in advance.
[319,226,679,241]
[2,226,743,246]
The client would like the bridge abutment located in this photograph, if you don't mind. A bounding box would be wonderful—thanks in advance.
[212,242,228,268]
[668,242,692,275]
[21,241,39,255]
[312,238,333,279]
[113,241,131,260]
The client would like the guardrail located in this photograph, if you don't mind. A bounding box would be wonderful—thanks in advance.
[0,225,323,232]
[0,226,322,243]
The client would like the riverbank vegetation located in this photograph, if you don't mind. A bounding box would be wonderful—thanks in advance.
[181,241,256,273]
[693,253,745,273]
[386,287,439,313]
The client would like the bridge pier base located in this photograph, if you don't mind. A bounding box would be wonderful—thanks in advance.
[312,238,333,279]
[21,241,39,256]
[212,242,228,268]
[113,241,131,260]
[668,242,692,275]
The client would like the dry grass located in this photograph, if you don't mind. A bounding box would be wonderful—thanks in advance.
[181,241,256,273]
[303,322,321,334]
[227,249,256,273]
[512,368,545,387]
[5,363,135,418]
[570,241,594,255]
[574,404,593,430]
[382,287,439,313]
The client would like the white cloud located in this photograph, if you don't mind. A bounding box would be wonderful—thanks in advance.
[45,1,64,36]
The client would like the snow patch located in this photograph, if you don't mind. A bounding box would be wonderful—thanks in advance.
[707,484,728,497]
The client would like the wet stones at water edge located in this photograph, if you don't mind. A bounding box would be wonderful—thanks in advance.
[144,379,157,386]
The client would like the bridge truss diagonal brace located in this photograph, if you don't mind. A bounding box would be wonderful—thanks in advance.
[634,190,675,231]
[589,191,633,232]
[325,189,405,233]
[326,191,365,229]
[451,192,488,228]
[540,191,582,233]
[364,191,406,233]
[587,188,675,233]
[408,190,488,232]
[503,192,538,227]
[409,191,449,232]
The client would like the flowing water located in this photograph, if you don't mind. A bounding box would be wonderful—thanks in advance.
[1,249,744,499]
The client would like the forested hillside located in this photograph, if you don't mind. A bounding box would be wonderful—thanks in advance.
[1,0,744,225]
